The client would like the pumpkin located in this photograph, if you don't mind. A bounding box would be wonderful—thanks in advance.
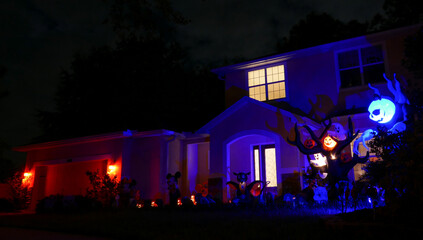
[304,139,316,149]
[323,135,337,150]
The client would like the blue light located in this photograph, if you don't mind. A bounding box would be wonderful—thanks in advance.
[368,98,396,124]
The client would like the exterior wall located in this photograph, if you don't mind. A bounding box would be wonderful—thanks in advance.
[221,25,420,120]
[19,132,188,208]
[128,136,163,201]
[208,101,303,200]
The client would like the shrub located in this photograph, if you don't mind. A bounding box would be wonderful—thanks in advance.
[86,170,119,208]
[6,170,32,210]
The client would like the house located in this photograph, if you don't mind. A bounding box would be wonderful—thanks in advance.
[14,24,421,207]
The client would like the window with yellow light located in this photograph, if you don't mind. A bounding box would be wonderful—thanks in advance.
[248,65,286,101]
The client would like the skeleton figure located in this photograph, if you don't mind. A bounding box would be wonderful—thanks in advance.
[353,129,378,155]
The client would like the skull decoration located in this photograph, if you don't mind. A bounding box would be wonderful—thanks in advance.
[304,139,316,149]
[368,97,396,124]
[323,135,337,151]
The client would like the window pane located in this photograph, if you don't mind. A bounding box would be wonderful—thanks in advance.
[248,69,265,86]
[338,50,359,69]
[363,64,385,84]
[361,45,383,65]
[265,148,277,187]
[249,85,266,101]
[267,65,285,83]
[268,82,286,100]
[254,148,260,181]
[340,68,361,88]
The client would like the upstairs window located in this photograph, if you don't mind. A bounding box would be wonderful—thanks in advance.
[337,45,385,89]
[248,65,286,101]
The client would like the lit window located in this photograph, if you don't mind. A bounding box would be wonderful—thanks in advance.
[248,65,286,101]
[253,145,277,188]
[337,45,385,89]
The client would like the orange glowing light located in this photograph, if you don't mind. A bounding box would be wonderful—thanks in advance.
[323,136,337,150]
[151,201,158,207]
[107,165,117,175]
[22,172,33,185]
[190,195,197,205]
[177,198,182,206]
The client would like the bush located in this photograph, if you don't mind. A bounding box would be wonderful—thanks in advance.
[6,170,32,210]
[86,170,119,208]
[36,194,102,213]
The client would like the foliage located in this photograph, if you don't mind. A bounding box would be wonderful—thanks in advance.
[371,0,423,30]
[363,123,423,211]
[277,12,369,52]
[6,170,32,209]
[104,0,189,41]
[86,170,120,208]
[36,194,101,213]
[36,1,224,142]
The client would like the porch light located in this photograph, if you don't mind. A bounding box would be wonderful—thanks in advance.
[22,172,33,185]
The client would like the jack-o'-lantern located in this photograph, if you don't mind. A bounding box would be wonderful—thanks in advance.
[304,139,316,149]
[341,152,352,163]
[323,135,337,150]
[368,97,396,124]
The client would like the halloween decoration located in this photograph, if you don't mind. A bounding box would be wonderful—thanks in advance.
[226,172,265,204]
[166,171,181,206]
[323,135,337,151]
[353,129,377,155]
[368,73,409,126]
[304,139,316,149]
[354,73,410,154]
[287,118,369,186]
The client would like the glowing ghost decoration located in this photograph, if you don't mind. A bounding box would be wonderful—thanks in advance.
[311,153,327,167]
[323,135,337,150]
[368,97,396,124]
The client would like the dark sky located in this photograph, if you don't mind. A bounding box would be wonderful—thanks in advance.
[0,0,385,163]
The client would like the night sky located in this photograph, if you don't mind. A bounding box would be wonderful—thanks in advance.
[0,0,385,163]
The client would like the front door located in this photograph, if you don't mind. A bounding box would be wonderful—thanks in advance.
[253,144,277,193]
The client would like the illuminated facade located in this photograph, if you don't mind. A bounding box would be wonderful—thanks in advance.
[14,24,420,207]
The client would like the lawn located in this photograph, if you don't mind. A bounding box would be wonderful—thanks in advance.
[0,207,421,239]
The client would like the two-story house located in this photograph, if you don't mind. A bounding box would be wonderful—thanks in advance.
[14,24,421,207]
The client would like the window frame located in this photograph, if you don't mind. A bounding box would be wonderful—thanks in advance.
[246,63,287,102]
[335,43,388,90]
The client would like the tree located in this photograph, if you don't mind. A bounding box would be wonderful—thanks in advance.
[371,0,423,30]
[277,12,369,52]
[37,1,224,141]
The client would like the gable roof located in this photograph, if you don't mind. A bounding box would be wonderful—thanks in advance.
[13,129,179,152]
[197,96,319,134]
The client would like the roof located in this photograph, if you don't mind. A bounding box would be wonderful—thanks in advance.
[197,96,320,134]
[212,24,422,76]
[13,129,179,152]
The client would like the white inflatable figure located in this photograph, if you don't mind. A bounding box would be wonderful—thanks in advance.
[353,129,377,155]
[332,123,347,140]
[311,153,327,167]
[384,73,410,121]
[388,122,406,134]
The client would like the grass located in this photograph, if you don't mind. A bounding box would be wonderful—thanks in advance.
[0,206,421,239]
